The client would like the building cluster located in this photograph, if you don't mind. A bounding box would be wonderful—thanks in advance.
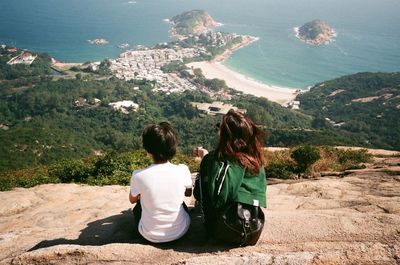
[73,97,139,114]
[74,97,101,108]
[325,117,346,128]
[194,31,239,48]
[109,47,208,93]
[0,44,17,53]
[286,100,300,110]
[109,100,139,114]
[108,32,243,95]
[7,52,37,65]
[0,123,10,130]
[192,101,246,116]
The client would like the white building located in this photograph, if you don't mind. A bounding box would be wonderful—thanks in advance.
[193,101,246,115]
[287,100,300,110]
[7,52,37,65]
[109,100,139,114]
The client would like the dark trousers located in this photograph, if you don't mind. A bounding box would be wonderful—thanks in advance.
[132,201,142,235]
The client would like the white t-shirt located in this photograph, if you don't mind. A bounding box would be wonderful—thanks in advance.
[130,162,192,243]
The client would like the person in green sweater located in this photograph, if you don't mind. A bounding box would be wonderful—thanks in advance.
[193,109,266,246]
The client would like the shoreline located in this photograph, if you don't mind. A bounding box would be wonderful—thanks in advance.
[187,61,298,104]
[187,36,299,105]
[48,33,300,104]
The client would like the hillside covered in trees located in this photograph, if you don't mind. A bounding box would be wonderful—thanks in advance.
[1,45,399,173]
[0,47,313,171]
[296,72,400,150]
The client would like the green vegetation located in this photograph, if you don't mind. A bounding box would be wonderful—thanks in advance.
[291,145,321,175]
[296,72,400,150]
[0,47,395,191]
[263,147,371,179]
[336,149,371,170]
[0,48,313,171]
[0,48,52,80]
[0,147,372,191]
[156,31,243,62]
[0,150,200,191]
[265,162,295,179]
[160,61,187,73]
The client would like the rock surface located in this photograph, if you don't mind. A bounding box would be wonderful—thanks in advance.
[1,158,400,264]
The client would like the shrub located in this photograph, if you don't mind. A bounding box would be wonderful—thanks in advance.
[124,150,152,171]
[92,151,149,185]
[265,162,295,179]
[337,149,371,170]
[171,151,200,173]
[263,149,292,164]
[0,167,55,191]
[49,159,94,183]
[94,152,131,177]
[291,145,321,175]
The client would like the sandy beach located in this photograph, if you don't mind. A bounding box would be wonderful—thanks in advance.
[51,59,81,71]
[187,36,299,105]
[188,61,298,104]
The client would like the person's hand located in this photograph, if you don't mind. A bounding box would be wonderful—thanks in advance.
[193,146,209,160]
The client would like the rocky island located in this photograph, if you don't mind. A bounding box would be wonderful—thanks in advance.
[87,38,109,45]
[170,10,220,37]
[295,19,336,45]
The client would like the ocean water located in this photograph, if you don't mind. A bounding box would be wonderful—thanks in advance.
[1,0,399,88]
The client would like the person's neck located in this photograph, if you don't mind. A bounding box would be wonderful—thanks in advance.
[153,160,168,165]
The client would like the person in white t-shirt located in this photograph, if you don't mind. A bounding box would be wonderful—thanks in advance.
[129,122,193,243]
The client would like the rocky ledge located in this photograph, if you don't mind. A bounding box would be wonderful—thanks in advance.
[0,151,400,264]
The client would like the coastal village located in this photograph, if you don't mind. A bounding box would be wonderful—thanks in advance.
[1,11,301,117]
[106,31,256,113]
[109,46,206,93]
[76,27,301,115]
[108,31,242,95]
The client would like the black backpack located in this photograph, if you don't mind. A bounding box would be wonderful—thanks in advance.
[214,201,265,246]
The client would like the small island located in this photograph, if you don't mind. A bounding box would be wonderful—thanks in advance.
[87,38,109,45]
[170,10,220,37]
[295,19,336,45]
[117,43,129,49]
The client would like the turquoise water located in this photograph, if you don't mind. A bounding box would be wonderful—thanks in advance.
[1,0,399,88]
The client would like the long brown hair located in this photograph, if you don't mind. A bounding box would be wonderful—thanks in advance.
[215,109,265,175]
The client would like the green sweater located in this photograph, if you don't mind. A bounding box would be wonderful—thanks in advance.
[205,152,267,209]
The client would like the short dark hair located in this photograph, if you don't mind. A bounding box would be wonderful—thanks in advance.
[142,122,177,162]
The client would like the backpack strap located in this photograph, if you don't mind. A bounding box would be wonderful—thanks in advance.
[211,159,246,209]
